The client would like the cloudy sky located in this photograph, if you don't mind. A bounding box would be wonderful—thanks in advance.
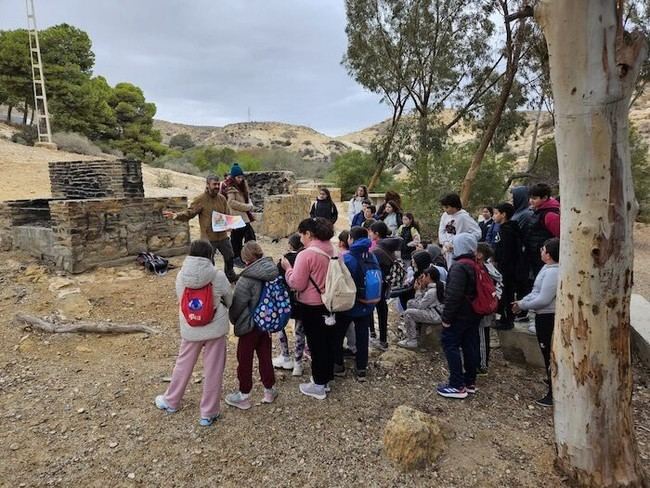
[0,0,389,135]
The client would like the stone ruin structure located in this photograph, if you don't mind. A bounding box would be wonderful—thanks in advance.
[0,159,190,273]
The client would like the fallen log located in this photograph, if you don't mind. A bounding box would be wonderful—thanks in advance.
[14,313,159,335]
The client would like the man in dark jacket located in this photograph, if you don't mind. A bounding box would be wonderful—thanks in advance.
[493,203,523,330]
[510,185,534,317]
[526,183,560,278]
[437,233,481,400]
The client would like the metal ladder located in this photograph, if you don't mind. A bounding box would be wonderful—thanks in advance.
[26,0,53,145]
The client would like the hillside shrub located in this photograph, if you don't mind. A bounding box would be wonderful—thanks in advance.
[329,150,394,199]
[53,132,104,156]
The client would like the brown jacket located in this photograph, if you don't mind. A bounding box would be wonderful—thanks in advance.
[224,180,254,223]
[175,191,232,241]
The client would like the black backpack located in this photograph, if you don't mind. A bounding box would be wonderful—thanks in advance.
[136,252,169,275]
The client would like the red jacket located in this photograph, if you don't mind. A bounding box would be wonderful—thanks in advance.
[537,198,560,237]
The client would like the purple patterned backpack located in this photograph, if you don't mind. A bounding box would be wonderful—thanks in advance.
[252,277,292,333]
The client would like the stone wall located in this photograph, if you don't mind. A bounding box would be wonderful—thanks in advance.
[245,171,296,211]
[48,197,189,273]
[260,194,311,239]
[0,198,55,250]
[49,159,144,200]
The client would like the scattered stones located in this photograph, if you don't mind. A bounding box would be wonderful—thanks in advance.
[109,442,118,448]
[376,348,417,369]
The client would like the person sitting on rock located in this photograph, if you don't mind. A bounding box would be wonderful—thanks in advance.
[397,265,444,350]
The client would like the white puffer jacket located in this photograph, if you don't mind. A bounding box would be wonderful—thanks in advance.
[175,256,233,341]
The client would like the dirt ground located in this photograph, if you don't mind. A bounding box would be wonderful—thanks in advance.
[1,137,649,486]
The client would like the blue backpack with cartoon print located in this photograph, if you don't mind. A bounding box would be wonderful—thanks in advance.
[252,277,292,332]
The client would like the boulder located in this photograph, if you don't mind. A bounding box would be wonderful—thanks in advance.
[376,348,417,369]
[383,405,448,471]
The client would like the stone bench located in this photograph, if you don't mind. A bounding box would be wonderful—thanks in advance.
[497,323,545,368]
[632,294,650,368]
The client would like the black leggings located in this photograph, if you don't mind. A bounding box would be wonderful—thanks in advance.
[301,303,337,386]
[535,313,555,388]
[371,297,389,343]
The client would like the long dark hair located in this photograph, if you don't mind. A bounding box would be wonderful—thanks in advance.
[424,265,445,303]
[319,187,332,202]
[357,185,369,198]
[403,212,419,231]
[298,217,334,241]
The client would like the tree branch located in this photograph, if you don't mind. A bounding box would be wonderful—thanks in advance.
[505,5,534,23]
[14,313,160,335]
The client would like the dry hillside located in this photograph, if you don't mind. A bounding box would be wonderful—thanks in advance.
[154,120,365,162]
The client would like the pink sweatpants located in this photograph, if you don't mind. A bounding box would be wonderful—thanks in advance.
[163,336,227,418]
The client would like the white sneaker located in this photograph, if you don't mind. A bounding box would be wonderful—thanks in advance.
[272,355,294,370]
[397,338,418,349]
[292,361,304,377]
[299,382,326,400]
[528,324,537,335]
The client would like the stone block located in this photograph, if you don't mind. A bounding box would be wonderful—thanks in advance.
[261,194,311,239]
[418,323,443,352]
[631,294,650,368]
[245,171,296,211]
[497,323,545,368]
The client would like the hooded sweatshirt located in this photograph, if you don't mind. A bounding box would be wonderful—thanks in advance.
[438,209,482,267]
[511,186,533,237]
[229,256,279,336]
[342,237,380,317]
[372,237,402,282]
[175,256,233,341]
[441,233,480,324]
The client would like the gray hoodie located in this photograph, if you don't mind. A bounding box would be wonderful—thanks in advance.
[518,263,558,314]
[230,256,279,336]
[175,256,233,342]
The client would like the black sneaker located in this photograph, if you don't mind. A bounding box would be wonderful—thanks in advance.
[334,363,346,377]
[355,369,367,382]
[493,322,514,331]
[535,392,553,407]
[477,367,488,377]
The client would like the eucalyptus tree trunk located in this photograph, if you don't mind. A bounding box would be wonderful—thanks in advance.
[535,1,647,486]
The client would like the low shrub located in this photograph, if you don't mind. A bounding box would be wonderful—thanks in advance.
[53,132,104,156]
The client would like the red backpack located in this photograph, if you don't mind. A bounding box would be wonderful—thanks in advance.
[458,258,498,316]
[180,283,216,327]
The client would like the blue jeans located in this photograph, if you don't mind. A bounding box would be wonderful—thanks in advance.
[441,317,481,388]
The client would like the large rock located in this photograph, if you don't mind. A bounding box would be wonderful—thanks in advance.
[383,405,448,471]
[261,194,311,239]
[376,348,417,369]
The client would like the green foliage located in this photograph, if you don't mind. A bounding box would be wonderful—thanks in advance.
[0,24,160,161]
[153,146,262,177]
[400,142,514,237]
[169,133,195,150]
[329,150,394,198]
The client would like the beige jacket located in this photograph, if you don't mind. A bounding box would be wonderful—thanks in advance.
[175,191,232,241]
[224,181,254,223]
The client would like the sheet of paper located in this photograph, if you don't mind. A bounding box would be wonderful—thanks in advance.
[211,211,246,232]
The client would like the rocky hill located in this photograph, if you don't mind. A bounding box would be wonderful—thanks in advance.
[154,119,366,162]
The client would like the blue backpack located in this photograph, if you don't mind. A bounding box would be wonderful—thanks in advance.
[252,277,292,333]
[353,252,383,305]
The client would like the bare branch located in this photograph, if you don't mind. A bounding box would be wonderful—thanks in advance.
[505,5,534,23]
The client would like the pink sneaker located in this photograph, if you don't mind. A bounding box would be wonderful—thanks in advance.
[262,388,278,404]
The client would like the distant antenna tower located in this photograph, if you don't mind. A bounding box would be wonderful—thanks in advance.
[26,0,55,148]
[248,107,252,122]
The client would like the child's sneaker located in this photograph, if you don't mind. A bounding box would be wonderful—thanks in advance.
[225,391,252,410]
[397,338,418,349]
[154,395,177,413]
[262,387,278,404]
[466,384,477,394]
[272,354,294,370]
[299,382,326,400]
[527,324,537,335]
[292,361,304,377]
[199,414,219,427]
[436,384,468,399]
[535,392,553,407]
[355,369,367,382]
[477,367,489,377]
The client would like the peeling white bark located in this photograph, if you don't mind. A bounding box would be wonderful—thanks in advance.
[536,1,647,486]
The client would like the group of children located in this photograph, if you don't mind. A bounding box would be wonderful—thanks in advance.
[155,184,562,426]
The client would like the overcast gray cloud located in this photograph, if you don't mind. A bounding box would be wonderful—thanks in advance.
[0,0,387,135]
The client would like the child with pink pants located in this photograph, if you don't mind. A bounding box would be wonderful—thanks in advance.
[155,240,233,426]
